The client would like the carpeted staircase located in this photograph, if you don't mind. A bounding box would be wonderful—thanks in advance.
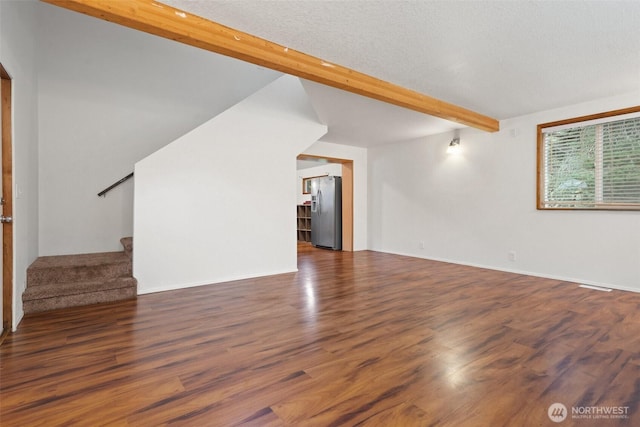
[23,237,136,314]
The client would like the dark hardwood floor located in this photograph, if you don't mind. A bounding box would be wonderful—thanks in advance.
[2,243,639,426]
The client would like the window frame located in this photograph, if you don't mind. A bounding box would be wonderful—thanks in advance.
[537,106,640,211]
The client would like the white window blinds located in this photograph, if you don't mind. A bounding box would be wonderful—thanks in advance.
[539,110,640,210]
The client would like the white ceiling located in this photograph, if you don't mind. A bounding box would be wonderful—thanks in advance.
[163,0,640,146]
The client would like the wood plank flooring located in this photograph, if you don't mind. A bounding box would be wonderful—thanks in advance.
[2,243,640,426]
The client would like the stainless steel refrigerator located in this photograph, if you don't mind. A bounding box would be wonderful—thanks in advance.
[310,176,342,250]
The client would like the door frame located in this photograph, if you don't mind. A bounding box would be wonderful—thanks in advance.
[1,63,13,340]
[297,154,353,252]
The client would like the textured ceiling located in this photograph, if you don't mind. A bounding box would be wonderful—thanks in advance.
[162,0,640,146]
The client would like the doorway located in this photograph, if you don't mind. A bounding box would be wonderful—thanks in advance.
[1,63,14,341]
[297,154,354,252]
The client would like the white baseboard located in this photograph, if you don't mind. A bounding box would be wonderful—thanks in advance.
[376,249,640,295]
[137,267,299,295]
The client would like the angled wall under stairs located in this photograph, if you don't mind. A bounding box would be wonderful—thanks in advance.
[134,75,327,294]
[23,237,136,314]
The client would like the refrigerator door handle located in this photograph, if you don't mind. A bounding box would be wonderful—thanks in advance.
[317,190,322,216]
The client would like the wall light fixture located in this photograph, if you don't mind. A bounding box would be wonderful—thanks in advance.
[447,137,461,154]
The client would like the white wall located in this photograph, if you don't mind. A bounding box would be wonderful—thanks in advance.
[369,91,640,292]
[302,141,368,251]
[134,76,327,294]
[1,0,40,329]
[296,163,342,205]
[36,3,280,256]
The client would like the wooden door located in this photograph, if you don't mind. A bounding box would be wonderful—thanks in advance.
[1,63,13,338]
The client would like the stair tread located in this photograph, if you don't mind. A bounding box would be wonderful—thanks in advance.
[30,251,130,269]
[26,275,136,287]
[23,277,136,300]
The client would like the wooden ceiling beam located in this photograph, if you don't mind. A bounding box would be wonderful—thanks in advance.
[42,0,500,132]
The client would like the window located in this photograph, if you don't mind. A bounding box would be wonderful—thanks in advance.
[537,107,640,210]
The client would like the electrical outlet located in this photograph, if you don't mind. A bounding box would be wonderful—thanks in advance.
[419,241,425,250]
[508,251,516,262]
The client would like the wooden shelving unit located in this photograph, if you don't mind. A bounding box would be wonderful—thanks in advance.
[296,205,312,242]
